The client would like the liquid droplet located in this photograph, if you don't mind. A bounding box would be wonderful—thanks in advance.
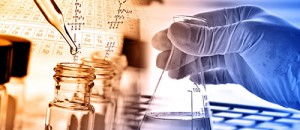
[70,47,78,55]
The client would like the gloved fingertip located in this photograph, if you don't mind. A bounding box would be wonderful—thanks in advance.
[168,72,181,80]
[152,29,172,51]
[156,51,170,69]
[156,56,165,69]
[168,22,191,46]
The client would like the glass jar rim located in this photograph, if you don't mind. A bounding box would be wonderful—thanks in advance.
[55,62,95,72]
[81,57,114,69]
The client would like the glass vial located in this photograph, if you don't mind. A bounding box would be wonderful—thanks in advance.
[0,39,13,130]
[90,52,129,130]
[0,34,31,130]
[82,57,115,130]
[45,62,95,130]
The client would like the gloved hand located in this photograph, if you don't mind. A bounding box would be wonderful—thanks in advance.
[152,6,300,109]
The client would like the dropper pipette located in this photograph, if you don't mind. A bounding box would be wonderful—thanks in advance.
[34,0,78,55]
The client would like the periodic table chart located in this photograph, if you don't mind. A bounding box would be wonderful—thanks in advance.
[0,0,146,61]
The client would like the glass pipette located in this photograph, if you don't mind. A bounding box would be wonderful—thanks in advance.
[34,0,78,55]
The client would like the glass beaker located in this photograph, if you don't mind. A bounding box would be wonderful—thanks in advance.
[45,62,95,130]
[142,78,211,130]
[140,15,212,130]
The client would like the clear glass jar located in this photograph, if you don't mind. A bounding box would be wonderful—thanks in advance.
[82,57,115,130]
[89,52,129,130]
[45,62,95,130]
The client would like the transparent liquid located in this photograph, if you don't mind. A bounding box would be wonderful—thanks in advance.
[141,112,212,130]
[91,97,115,130]
[45,103,94,130]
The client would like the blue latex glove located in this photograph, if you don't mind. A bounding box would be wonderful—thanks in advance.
[152,6,300,109]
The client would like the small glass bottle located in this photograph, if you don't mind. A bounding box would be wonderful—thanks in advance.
[0,34,31,130]
[0,39,13,130]
[45,62,96,130]
[82,57,115,130]
[89,52,128,130]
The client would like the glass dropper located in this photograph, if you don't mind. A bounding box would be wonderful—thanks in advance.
[34,0,78,55]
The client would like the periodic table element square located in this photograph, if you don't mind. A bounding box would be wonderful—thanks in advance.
[95,4,106,19]
[33,28,47,40]
[105,35,121,55]
[30,13,42,23]
[94,34,107,49]
[25,4,35,11]
[81,33,94,47]
[0,24,13,34]
[85,5,95,17]
[40,42,55,56]
[20,11,33,21]
[16,3,26,11]
[0,11,10,20]
[11,26,25,36]
[45,29,59,41]
[95,19,106,29]
[31,40,42,55]
[5,2,18,10]
[106,12,114,20]
[53,44,69,56]
[9,11,21,20]
[84,16,93,28]
[21,27,36,38]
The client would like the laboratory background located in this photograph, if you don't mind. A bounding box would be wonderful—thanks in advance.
[0,0,300,130]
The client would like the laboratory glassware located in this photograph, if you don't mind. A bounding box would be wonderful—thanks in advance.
[45,62,95,130]
[0,39,13,130]
[0,34,31,130]
[90,51,128,92]
[90,52,129,130]
[139,15,212,130]
[82,57,115,130]
[33,0,78,56]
